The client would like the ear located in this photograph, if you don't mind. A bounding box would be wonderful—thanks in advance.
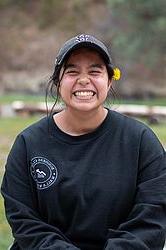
[108,79,112,90]
[58,84,61,95]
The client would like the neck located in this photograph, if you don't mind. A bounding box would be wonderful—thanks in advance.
[53,107,108,136]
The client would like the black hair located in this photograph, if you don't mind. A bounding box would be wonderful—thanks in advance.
[45,65,63,118]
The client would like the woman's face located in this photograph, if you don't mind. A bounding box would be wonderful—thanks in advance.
[59,48,112,113]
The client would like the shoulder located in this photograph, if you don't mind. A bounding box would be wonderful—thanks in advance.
[11,116,49,147]
[20,116,48,137]
[8,116,49,157]
[109,109,149,134]
[108,109,164,151]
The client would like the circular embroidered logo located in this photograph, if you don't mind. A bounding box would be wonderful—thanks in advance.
[30,157,58,190]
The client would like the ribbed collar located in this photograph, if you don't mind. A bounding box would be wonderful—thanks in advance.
[49,109,113,144]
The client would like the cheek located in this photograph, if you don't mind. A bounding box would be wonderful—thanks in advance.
[97,84,110,100]
[59,80,73,97]
[96,78,110,92]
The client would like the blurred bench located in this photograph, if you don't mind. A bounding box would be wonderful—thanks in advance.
[11,101,63,116]
[11,101,166,123]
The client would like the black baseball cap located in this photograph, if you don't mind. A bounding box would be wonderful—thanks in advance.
[55,34,113,68]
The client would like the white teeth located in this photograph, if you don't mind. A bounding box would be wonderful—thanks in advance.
[74,91,94,96]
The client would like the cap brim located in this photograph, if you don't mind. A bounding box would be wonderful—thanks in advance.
[57,42,111,66]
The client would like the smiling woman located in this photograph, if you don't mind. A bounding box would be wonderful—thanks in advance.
[54,47,112,135]
[1,34,166,250]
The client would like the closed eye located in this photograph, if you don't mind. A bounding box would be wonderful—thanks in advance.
[65,70,79,75]
[89,70,102,75]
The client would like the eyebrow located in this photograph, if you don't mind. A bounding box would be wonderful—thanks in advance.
[90,64,104,69]
[65,63,104,69]
[65,64,76,69]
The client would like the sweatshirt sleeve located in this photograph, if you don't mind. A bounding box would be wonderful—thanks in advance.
[1,134,80,250]
[104,128,166,250]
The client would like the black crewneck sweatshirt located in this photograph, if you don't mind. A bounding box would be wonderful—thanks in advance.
[1,110,166,250]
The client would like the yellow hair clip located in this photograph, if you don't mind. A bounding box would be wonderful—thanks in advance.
[113,67,121,80]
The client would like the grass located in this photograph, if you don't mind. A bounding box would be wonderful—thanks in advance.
[0,114,165,249]
[111,98,166,106]
[0,116,38,250]
[147,123,166,146]
[0,94,45,104]
[1,93,166,106]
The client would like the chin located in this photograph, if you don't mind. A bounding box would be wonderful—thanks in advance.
[70,103,103,113]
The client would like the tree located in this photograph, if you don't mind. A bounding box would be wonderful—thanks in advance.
[106,0,166,71]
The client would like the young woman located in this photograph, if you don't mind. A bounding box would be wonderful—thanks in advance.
[1,34,166,250]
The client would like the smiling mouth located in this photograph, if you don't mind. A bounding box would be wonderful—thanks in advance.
[73,91,96,97]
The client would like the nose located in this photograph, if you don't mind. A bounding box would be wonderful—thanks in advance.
[77,74,90,86]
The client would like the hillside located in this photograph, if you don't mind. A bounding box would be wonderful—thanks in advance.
[0,0,165,98]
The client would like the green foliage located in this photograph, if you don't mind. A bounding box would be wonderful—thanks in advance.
[0,0,90,30]
[0,0,28,8]
[39,0,64,28]
[106,0,166,69]
[38,0,89,30]
[0,0,10,8]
